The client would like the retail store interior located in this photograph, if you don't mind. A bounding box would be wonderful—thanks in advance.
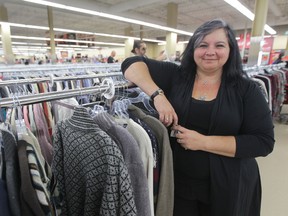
[1,0,288,216]
[1,0,288,64]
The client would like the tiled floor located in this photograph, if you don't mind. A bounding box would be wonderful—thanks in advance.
[257,105,288,216]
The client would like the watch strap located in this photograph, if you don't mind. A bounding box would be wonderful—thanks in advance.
[150,88,164,101]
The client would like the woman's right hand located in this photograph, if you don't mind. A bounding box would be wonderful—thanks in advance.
[153,94,178,127]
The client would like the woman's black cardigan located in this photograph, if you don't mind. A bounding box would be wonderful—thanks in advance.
[121,56,275,216]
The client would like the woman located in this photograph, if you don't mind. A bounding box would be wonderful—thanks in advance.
[121,19,274,216]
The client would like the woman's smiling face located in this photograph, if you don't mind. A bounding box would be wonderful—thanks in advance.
[194,28,230,74]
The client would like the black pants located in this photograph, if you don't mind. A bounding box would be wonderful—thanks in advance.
[173,194,211,216]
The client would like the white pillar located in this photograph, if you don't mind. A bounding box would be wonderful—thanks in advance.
[247,0,269,66]
[124,26,134,58]
[165,3,178,60]
[0,4,14,64]
[47,6,57,64]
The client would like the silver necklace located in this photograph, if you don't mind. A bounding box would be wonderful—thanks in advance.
[196,76,221,101]
[198,80,208,101]
[198,95,207,101]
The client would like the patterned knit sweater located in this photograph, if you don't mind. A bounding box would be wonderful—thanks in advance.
[52,107,137,216]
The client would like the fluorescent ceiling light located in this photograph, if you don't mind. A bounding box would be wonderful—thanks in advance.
[177,41,189,44]
[1,21,166,43]
[54,38,125,46]
[3,35,125,46]
[0,41,46,46]
[11,35,48,41]
[55,28,134,40]
[23,0,193,36]
[142,38,165,43]
[0,22,49,30]
[57,44,88,48]
[224,0,276,35]
[13,51,46,55]
[12,47,47,51]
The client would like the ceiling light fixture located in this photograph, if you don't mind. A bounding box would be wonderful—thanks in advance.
[1,22,166,43]
[55,28,131,39]
[1,35,125,46]
[0,22,49,30]
[54,38,125,46]
[22,0,193,36]
[0,41,46,46]
[224,0,276,35]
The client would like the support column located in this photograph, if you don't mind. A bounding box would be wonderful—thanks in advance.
[0,4,14,64]
[140,25,144,40]
[165,3,178,60]
[241,22,248,59]
[47,6,57,64]
[247,0,269,66]
[124,26,134,58]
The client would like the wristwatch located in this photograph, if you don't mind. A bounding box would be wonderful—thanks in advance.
[150,88,164,101]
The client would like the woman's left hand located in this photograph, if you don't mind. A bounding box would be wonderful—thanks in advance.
[172,125,205,151]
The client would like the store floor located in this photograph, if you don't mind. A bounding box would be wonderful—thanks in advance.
[258,105,288,216]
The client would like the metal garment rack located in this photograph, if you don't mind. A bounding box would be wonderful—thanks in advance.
[0,85,110,107]
[0,64,128,107]
[0,72,122,87]
[243,62,286,74]
[0,63,121,74]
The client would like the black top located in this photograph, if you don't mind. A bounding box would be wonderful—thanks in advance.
[107,56,115,63]
[174,98,215,203]
[180,98,215,178]
[122,56,275,216]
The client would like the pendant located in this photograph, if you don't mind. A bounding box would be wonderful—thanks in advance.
[199,95,206,101]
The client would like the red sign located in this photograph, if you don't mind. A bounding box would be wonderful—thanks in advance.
[237,32,251,50]
[262,37,274,52]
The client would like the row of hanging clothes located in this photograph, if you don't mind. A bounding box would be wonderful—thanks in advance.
[244,62,288,123]
[0,63,174,216]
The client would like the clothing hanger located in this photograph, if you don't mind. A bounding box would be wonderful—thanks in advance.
[111,100,129,119]
[13,93,28,140]
[127,91,157,114]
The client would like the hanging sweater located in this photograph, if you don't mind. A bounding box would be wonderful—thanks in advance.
[128,105,174,216]
[52,107,137,216]
[93,112,152,216]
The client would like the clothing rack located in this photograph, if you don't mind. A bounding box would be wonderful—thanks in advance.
[0,63,121,74]
[0,85,111,107]
[0,64,130,107]
[243,62,286,73]
[0,72,122,87]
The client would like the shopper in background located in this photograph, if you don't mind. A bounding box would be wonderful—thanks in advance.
[272,51,284,64]
[156,50,168,61]
[131,40,147,57]
[174,51,181,62]
[107,50,117,63]
[121,19,274,216]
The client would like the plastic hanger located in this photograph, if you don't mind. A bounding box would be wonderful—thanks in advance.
[13,93,28,140]
[127,92,157,114]
[111,100,129,119]
[89,104,106,117]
